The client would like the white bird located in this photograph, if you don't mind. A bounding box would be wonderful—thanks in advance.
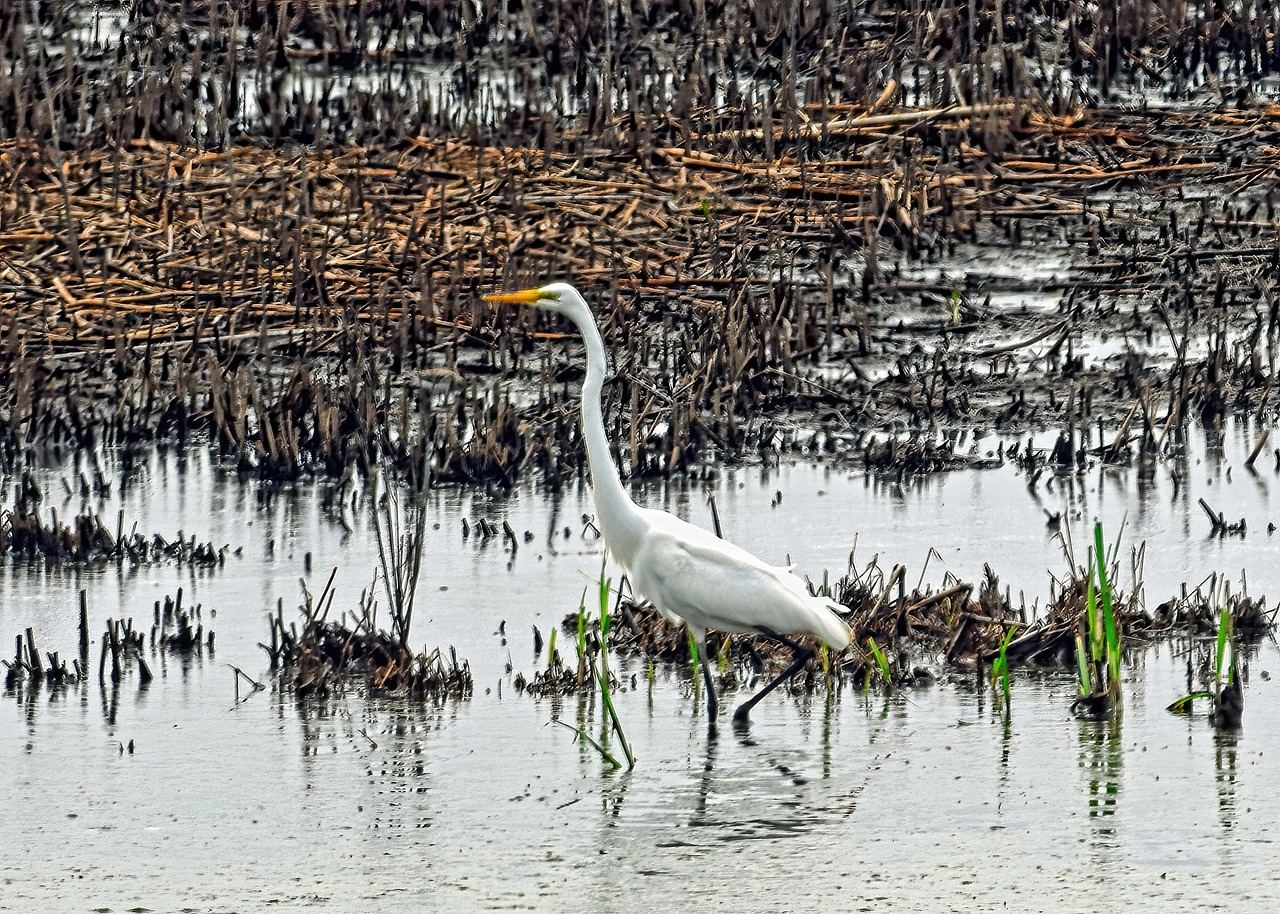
[484,283,852,723]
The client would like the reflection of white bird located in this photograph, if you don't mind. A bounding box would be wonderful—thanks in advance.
[485,283,851,724]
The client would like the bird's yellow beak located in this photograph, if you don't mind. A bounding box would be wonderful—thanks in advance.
[483,287,546,306]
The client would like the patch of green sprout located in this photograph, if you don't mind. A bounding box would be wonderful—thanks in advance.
[1074,630,1092,697]
[992,624,1018,705]
[1074,522,1123,705]
[1071,522,1124,717]
[597,564,634,768]
[1168,604,1236,716]
[1094,522,1121,700]
[575,586,588,684]
[866,636,892,687]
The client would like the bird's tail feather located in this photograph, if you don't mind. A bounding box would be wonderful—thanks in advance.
[814,599,853,650]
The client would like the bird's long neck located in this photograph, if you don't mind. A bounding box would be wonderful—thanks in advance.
[568,304,646,565]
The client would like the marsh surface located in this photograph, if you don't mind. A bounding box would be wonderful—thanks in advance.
[3,424,1278,912]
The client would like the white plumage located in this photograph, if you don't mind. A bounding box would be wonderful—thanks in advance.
[627,509,852,649]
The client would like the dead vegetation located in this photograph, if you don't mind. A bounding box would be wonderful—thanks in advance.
[264,577,473,698]
[4,104,1280,486]
[1,3,1279,488]
[526,541,1275,696]
[263,486,472,698]
[1,471,232,566]
[4,588,213,694]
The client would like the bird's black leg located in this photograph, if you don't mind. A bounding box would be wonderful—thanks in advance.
[701,645,719,722]
[732,629,813,723]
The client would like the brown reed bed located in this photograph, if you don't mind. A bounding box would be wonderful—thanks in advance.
[3,1,1275,151]
[2,1,1279,491]
[4,99,1280,487]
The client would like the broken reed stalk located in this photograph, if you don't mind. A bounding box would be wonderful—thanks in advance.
[554,718,622,770]
[25,628,41,683]
[78,590,89,664]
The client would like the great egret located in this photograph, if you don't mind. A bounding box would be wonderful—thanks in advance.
[484,283,852,723]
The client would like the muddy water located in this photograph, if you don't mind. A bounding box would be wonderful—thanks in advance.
[2,424,1279,912]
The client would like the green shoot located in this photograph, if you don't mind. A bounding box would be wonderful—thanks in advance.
[1167,592,1236,716]
[949,287,961,324]
[688,629,701,680]
[1086,569,1101,667]
[553,719,621,770]
[1214,605,1230,690]
[1167,691,1213,714]
[547,627,558,668]
[593,553,633,768]
[1074,628,1091,696]
[992,624,1018,704]
[592,653,634,768]
[1093,522,1121,697]
[717,634,730,673]
[598,567,612,679]
[575,586,588,684]
[866,637,891,687]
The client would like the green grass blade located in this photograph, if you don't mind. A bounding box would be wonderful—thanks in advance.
[553,719,621,769]
[599,574,611,640]
[598,566,612,679]
[687,629,700,679]
[1167,691,1214,714]
[1215,606,1229,688]
[996,624,1017,702]
[1074,629,1091,696]
[1086,570,1101,663]
[575,586,588,683]
[1094,522,1121,692]
[594,658,635,768]
[866,637,891,686]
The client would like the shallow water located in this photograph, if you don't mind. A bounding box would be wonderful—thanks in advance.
[2,424,1278,912]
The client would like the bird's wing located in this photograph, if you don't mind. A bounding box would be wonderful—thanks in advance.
[630,524,851,648]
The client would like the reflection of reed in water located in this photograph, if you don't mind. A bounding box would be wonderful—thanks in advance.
[1215,731,1239,832]
[1078,716,1123,841]
[292,698,446,834]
